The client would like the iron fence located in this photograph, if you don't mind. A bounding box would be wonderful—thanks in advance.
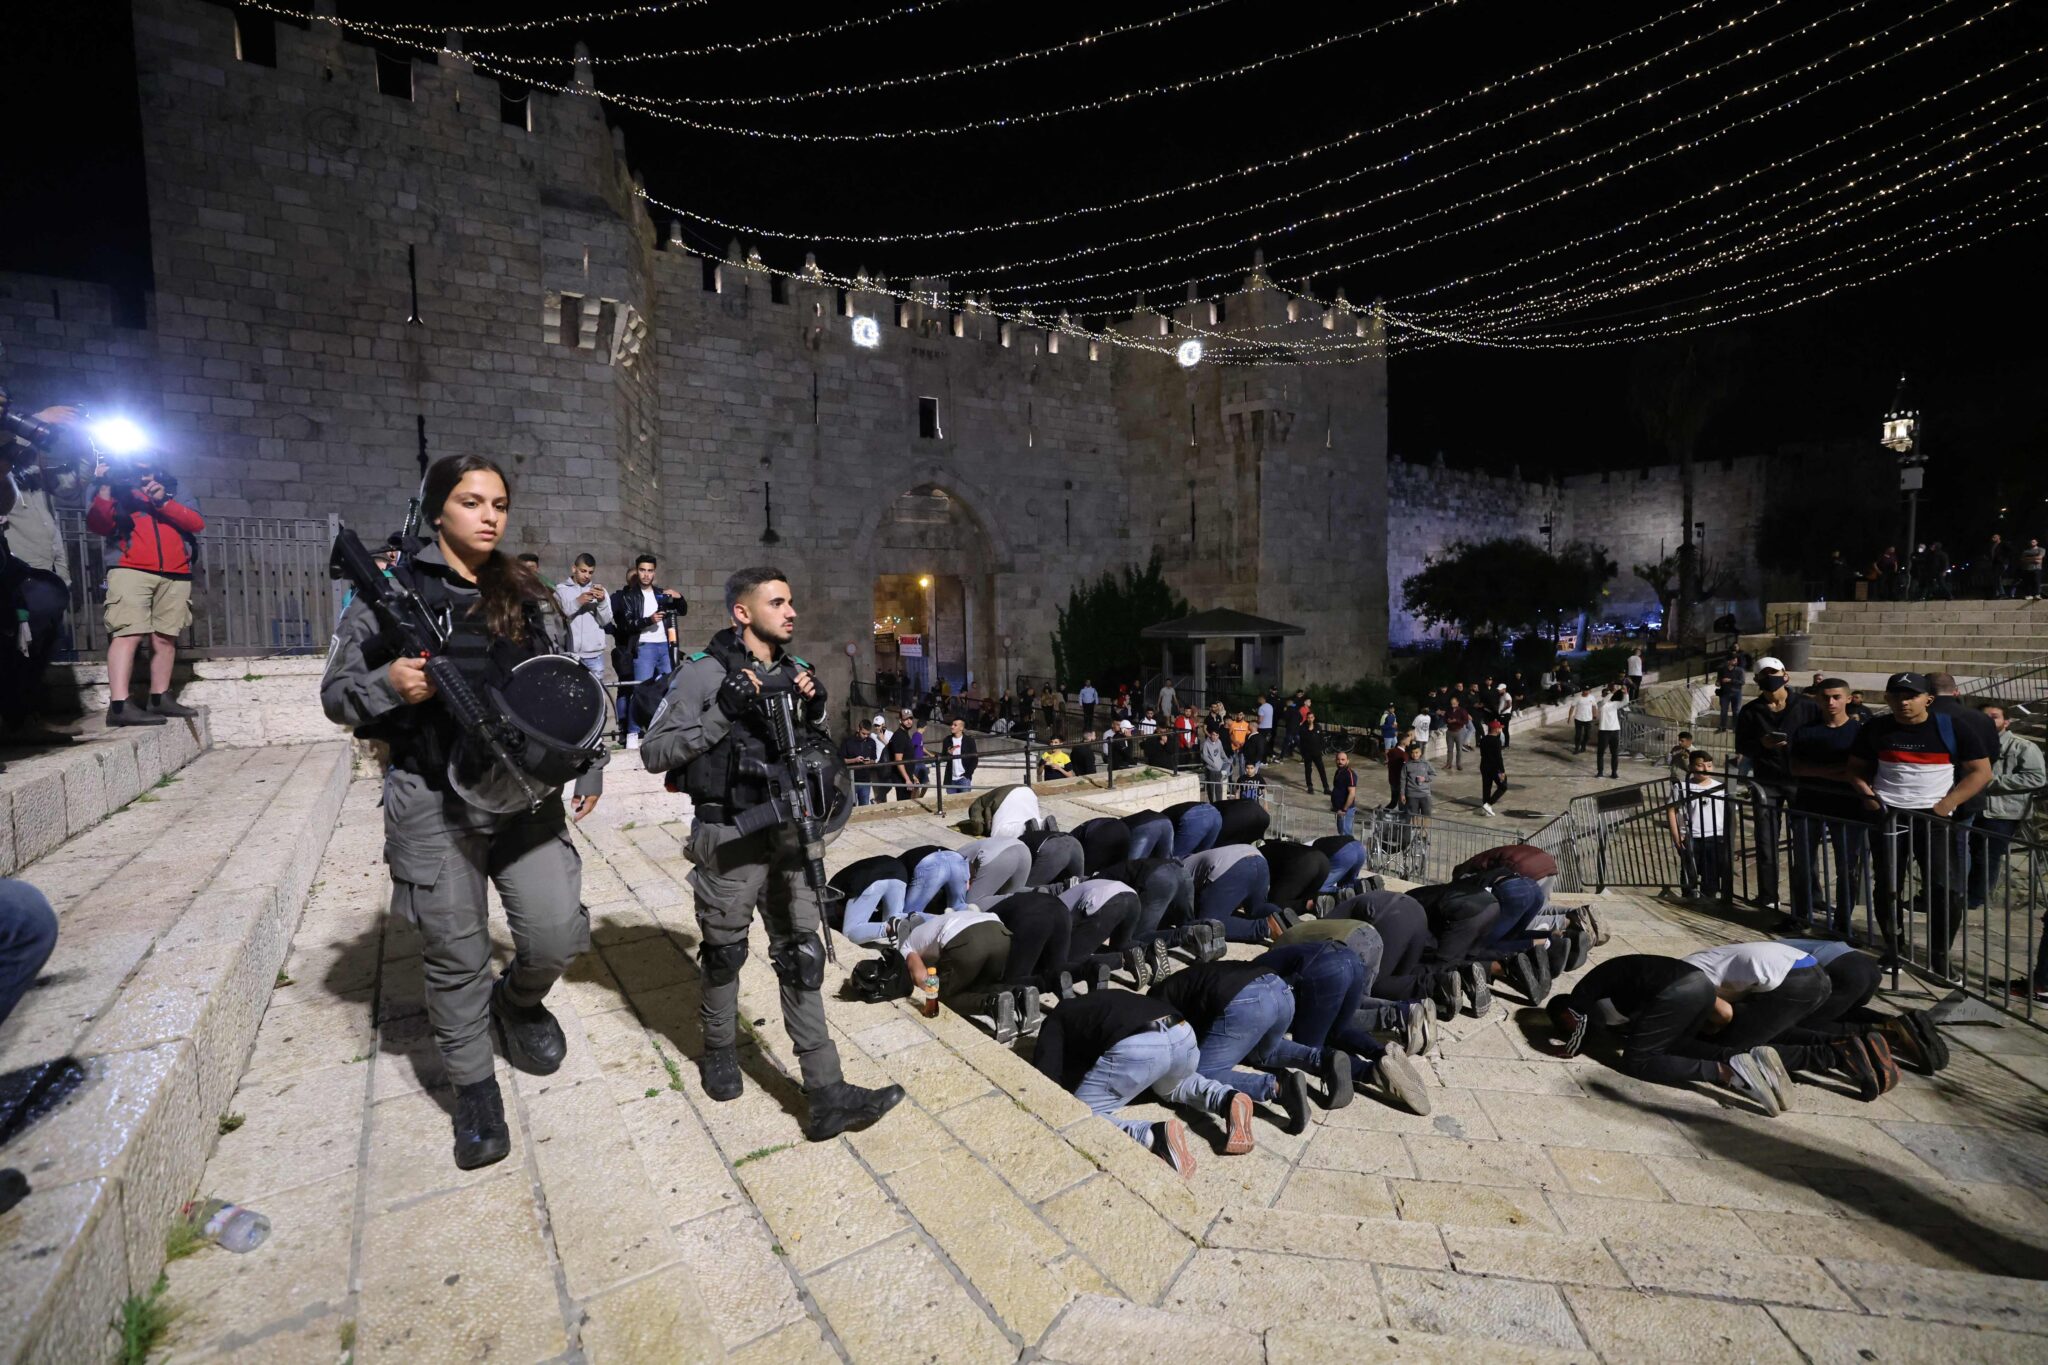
[1353,807,1535,886]
[1539,772,2043,1028]
[57,511,341,659]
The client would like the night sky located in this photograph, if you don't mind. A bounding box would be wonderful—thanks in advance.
[7,0,2045,547]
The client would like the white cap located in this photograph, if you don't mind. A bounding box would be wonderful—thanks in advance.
[871,714,886,727]
[1756,656,1786,674]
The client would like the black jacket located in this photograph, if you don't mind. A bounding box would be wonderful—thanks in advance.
[608,582,683,674]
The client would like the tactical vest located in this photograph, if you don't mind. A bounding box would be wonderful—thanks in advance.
[357,561,549,787]
[676,628,812,815]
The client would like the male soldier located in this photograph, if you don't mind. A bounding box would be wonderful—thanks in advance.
[642,566,904,1140]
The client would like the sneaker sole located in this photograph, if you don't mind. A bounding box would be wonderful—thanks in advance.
[1463,964,1493,1018]
[1224,1092,1256,1155]
[1405,1005,1430,1058]
[1325,1052,1354,1110]
[1378,1046,1432,1115]
[1863,1033,1901,1094]
[1752,1046,1797,1114]
[1728,1054,1782,1117]
[1161,1121,1197,1178]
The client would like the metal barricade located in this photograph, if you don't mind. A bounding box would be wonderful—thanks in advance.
[1359,807,1532,886]
[60,511,340,659]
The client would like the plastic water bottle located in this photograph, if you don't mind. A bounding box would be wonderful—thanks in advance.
[181,1198,271,1254]
[920,967,941,1017]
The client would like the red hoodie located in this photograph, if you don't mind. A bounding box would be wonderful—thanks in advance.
[85,492,206,579]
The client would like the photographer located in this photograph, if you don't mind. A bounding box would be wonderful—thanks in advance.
[1,406,84,741]
[553,553,613,682]
[84,453,204,726]
[607,553,684,750]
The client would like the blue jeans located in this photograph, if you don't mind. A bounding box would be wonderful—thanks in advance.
[1195,858,1271,943]
[1072,1020,1234,1142]
[1258,942,1362,1052]
[1171,804,1223,858]
[577,654,606,683]
[1484,875,1547,955]
[1320,840,1366,894]
[1335,807,1354,837]
[842,879,905,946]
[946,774,972,793]
[1197,973,1322,1101]
[905,850,970,917]
[1126,816,1173,862]
[619,640,671,735]
[0,878,58,1027]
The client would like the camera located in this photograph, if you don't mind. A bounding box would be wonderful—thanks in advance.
[0,384,153,484]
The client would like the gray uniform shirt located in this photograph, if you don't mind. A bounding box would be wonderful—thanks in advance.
[321,544,605,801]
[639,638,815,782]
[2,480,69,584]
[553,579,614,657]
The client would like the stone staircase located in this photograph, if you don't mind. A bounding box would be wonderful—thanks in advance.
[0,720,350,1364]
[1807,599,2048,681]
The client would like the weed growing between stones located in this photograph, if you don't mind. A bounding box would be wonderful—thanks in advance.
[652,1041,686,1093]
[217,1112,244,1135]
[155,774,177,789]
[273,970,294,988]
[734,1143,791,1168]
[163,1221,206,1263]
[644,1087,659,1098]
[114,1274,174,1364]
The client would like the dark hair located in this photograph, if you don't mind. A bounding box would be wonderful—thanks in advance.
[1677,731,1692,741]
[725,565,788,614]
[420,453,547,643]
[573,552,596,569]
[1819,677,1850,691]
[1690,751,1714,768]
[634,553,658,569]
[517,552,541,565]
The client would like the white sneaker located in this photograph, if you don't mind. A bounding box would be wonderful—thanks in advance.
[626,733,641,751]
[1480,803,1496,817]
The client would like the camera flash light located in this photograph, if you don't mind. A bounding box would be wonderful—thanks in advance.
[90,417,150,456]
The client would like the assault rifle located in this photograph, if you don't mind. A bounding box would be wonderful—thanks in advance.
[733,688,845,963]
[329,525,544,811]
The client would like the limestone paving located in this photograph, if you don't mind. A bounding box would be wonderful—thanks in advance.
[154,759,2048,1364]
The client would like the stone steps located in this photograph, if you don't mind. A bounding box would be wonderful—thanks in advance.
[0,737,350,1365]
[52,658,351,751]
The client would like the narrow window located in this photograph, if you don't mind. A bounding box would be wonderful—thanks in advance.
[557,293,582,347]
[498,80,531,130]
[701,258,721,293]
[836,287,851,316]
[769,274,788,305]
[918,397,941,440]
[375,50,413,100]
[233,8,278,66]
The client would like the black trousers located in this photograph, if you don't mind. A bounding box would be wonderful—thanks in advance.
[1565,955,1722,1085]
[938,921,1013,1001]
[1573,719,1592,752]
[1064,891,1138,973]
[994,893,1070,989]
[1480,769,1508,806]
[1783,953,1882,1039]
[0,569,67,726]
[1716,964,1831,1053]
[1348,891,1433,999]
[1428,895,1500,966]
[1595,730,1620,776]
[1302,752,1329,794]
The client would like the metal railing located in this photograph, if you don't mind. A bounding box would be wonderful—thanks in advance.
[1356,807,1534,885]
[57,511,341,659]
[1538,772,2043,1028]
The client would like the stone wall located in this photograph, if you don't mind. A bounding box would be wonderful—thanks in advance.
[1385,453,1771,645]
[0,0,1390,705]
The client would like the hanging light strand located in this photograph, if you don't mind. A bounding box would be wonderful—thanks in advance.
[351,0,716,37]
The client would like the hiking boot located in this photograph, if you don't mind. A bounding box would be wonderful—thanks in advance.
[1862,1031,1901,1094]
[698,1045,744,1102]
[107,705,166,727]
[1188,921,1227,962]
[1376,1044,1432,1115]
[1321,1049,1354,1111]
[452,1076,511,1170]
[803,1080,907,1141]
[1122,946,1152,990]
[1462,962,1493,1018]
[1751,1045,1797,1114]
[1549,999,1590,1058]
[1148,936,1174,981]
[147,695,200,718]
[993,989,1019,1044]
[1151,1119,1196,1177]
[1275,1069,1311,1136]
[1829,1036,1880,1102]
[1723,1052,1782,1117]
[1223,1090,1256,1155]
[1018,988,1044,1037]
[490,976,567,1076]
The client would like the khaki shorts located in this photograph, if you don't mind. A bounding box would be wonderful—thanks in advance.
[104,567,193,637]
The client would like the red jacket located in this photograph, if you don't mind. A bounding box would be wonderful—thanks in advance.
[85,493,206,579]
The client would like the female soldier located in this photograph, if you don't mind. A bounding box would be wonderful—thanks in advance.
[321,455,604,1170]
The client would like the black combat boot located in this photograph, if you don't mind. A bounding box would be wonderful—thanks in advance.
[698,1044,743,1102]
[803,1080,907,1141]
[490,976,566,1075]
[452,1077,511,1170]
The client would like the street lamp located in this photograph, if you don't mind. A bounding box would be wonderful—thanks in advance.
[1881,375,1924,597]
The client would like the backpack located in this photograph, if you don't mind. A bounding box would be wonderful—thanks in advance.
[850,947,912,1003]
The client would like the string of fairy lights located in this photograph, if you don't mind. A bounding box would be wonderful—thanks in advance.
[256,0,2039,363]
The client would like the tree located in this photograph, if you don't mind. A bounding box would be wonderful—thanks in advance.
[1631,334,1743,643]
[1402,538,1616,640]
[1050,551,1190,692]
[1632,551,1743,628]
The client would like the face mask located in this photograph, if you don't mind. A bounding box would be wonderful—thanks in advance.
[1758,677,1785,693]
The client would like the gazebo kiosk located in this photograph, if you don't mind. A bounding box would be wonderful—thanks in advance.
[1141,608,1306,707]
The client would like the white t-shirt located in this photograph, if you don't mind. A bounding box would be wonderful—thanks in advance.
[1626,654,1644,678]
[901,909,1002,960]
[1412,714,1432,739]
[1676,778,1725,838]
[1571,695,1597,722]
[1780,938,1859,967]
[637,587,665,645]
[1683,942,1817,996]
[1597,699,1625,732]
[947,735,969,781]
[989,786,1041,839]
[1257,702,1274,731]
